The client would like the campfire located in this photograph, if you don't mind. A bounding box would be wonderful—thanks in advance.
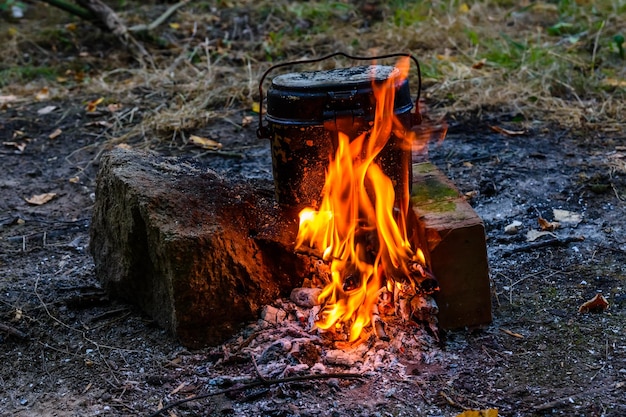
[259,54,442,344]
[91,53,491,351]
[292,57,437,342]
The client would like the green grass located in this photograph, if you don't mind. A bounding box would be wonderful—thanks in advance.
[0,65,58,87]
[1,0,623,142]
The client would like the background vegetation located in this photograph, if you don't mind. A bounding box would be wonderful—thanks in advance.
[1,0,624,144]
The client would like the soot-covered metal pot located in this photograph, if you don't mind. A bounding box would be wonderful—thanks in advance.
[257,53,422,209]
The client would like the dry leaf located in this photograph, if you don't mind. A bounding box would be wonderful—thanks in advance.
[37,105,56,115]
[35,87,50,101]
[69,176,80,184]
[107,103,122,112]
[241,115,254,127]
[189,135,222,150]
[602,78,626,88]
[526,229,556,242]
[86,97,104,112]
[464,190,478,200]
[116,143,132,150]
[25,192,57,205]
[169,22,180,30]
[251,102,261,113]
[65,23,77,31]
[538,216,559,231]
[472,58,486,69]
[3,141,26,152]
[456,409,498,417]
[49,128,62,140]
[578,294,609,313]
[553,209,582,227]
[490,125,526,136]
[504,220,522,235]
[0,95,18,104]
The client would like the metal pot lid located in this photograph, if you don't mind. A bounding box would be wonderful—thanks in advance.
[266,65,413,126]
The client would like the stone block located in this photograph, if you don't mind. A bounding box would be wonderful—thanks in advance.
[411,162,492,329]
[90,148,304,348]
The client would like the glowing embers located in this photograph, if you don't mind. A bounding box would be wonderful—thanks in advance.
[294,58,437,342]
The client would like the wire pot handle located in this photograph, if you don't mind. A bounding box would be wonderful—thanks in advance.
[256,51,422,139]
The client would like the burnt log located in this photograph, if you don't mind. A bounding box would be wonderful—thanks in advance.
[89,148,304,348]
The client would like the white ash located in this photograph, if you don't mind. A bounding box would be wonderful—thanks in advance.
[214,291,447,380]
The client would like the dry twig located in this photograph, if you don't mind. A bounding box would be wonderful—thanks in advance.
[0,322,28,340]
[148,372,365,417]
[502,235,585,257]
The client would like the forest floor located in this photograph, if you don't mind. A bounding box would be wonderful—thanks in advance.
[1,1,625,416]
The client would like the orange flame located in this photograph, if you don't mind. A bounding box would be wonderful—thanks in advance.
[295,57,426,342]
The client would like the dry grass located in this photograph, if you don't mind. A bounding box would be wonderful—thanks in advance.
[1,0,624,144]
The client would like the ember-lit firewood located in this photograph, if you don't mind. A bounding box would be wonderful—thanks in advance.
[372,305,390,341]
[393,280,414,321]
[410,295,439,322]
[407,261,439,295]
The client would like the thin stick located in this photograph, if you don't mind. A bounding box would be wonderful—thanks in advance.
[250,354,267,382]
[0,322,28,339]
[502,235,584,257]
[148,372,364,417]
[129,0,191,32]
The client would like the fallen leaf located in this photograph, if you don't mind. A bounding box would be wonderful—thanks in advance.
[169,22,180,30]
[37,105,56,115]
[602,78,626,88]
[25,192,57,205]
[69,176,80,184]
[526,229,556,242]
[538,216,559,231]
[458,3,470,13]
[3,141,26,152]
[189,135,222,150]
[35,87,50,101]
[49,128,62,140]
[490,125,526,136]
[464,190,478,200]
[472,58,486,69]
[86,97,104,112]
[65,23,77,31]
[578,293,609,313]
[553,209,582,227]
[251,102,261,113]
[116,143,132,150]
[0,95,18,104]
[455,409,498,417]
[504,220,522,235]
[241,115,254,127]
[107,103,122,112]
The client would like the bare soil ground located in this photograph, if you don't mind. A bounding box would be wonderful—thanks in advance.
[1,2,626,416]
